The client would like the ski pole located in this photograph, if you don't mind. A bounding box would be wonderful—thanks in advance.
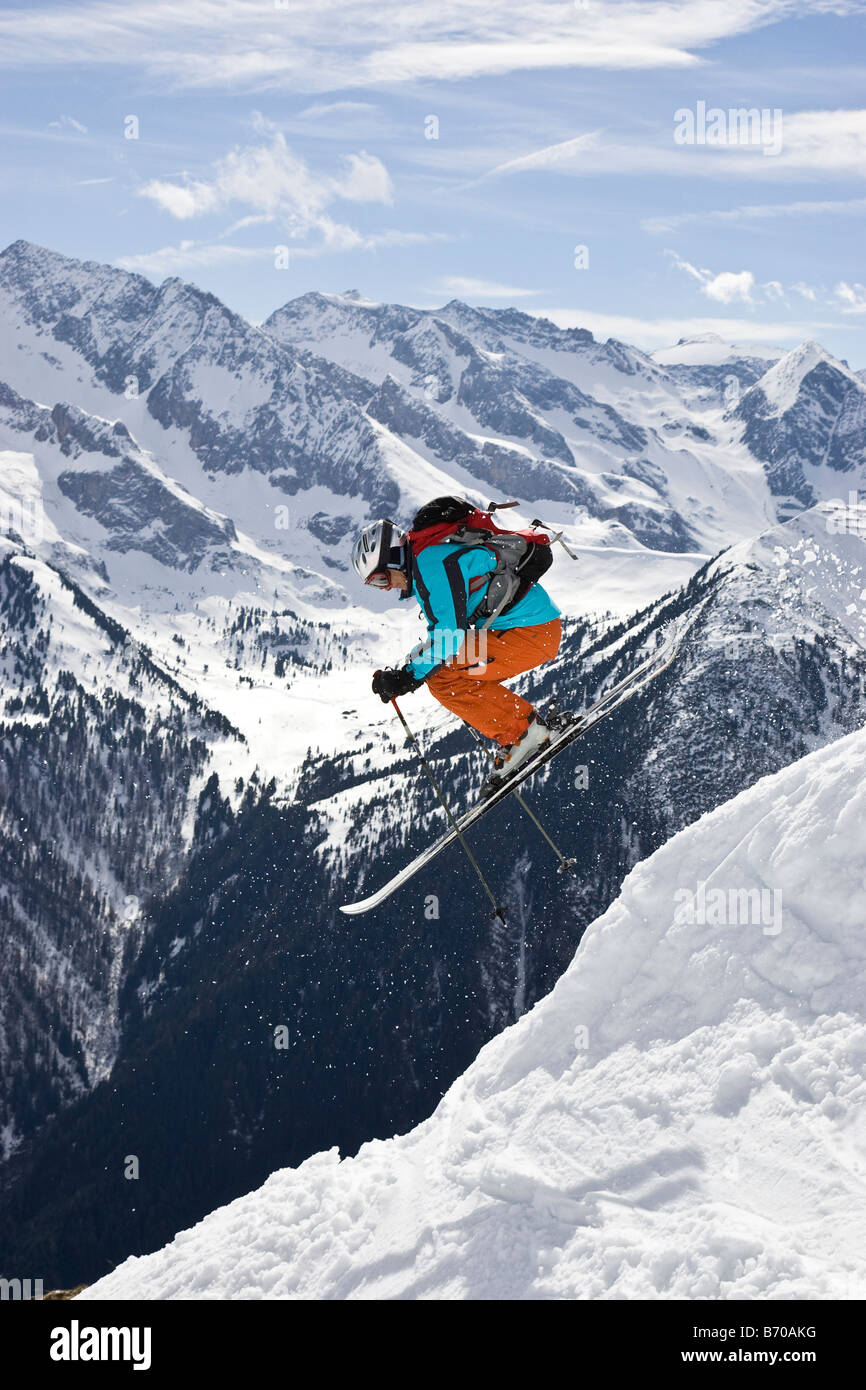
[390,698,507,922]
[462,721,576,875]
[530,515,579,562]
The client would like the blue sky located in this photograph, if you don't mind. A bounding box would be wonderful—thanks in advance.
[1,0,865,364]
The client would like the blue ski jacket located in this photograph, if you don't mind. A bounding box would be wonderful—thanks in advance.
[403,542,561,680]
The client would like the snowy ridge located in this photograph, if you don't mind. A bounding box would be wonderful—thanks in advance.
[709,501,866,651]
[732,342,866,521]
[83,724,866,1301]
[3,238,865,639]
[652,333,783,368]
[751,341,861,418]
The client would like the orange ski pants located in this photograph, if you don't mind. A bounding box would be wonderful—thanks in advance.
[425,618,561,746]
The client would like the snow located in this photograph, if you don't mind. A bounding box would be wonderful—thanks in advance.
[709,501,866,652]
[324,290,382,308]
[4,245,866,1237]
[753,340,862,417]
[3,245,856,657]
[652,335,782,368]
[82,722,866,1301]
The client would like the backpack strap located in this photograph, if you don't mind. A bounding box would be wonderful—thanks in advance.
[408,512,555,627]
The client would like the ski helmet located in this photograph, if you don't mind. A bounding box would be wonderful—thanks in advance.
[411,496,474,532]
[351,519,407,587]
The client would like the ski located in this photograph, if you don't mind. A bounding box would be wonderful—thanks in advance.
[339,620,684,916]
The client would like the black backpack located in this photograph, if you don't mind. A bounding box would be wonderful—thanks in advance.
[408,496,553,624]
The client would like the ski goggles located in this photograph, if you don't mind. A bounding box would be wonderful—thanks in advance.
[366,538,408,587]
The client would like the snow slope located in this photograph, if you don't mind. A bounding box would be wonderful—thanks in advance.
[82,724,866,1301]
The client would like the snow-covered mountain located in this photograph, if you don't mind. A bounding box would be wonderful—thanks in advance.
[265,292,772,560]
[0,532,249,1155]
[650,333,784,414]
[3,238,864,629]
[651,332,782,369]
[733,341,866,521]
[3,501,864,1288]
[81,719,866,1300]
[1,239,865,1291]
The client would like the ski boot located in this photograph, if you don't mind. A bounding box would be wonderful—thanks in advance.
[480,712,552,799]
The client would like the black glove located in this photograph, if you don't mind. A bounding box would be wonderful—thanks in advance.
[372,666,422,703]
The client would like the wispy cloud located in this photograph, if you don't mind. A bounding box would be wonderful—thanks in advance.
[299,101,380,120]
[663,251,859,318]
[664,250,838,311]
[141,134,393,220]
[129,122,459,265]
[47,114,88,133]
[487,109,866,183]
[291,227,452,257]
[487,131,606,178]
[116,241,271,275]
[0,1,835,91]
[835,281,866,314]
[118,227,450,276]
[430,276,540,300]
[0,121,94,143]
[139,132,394,252]
[219,213,275,238]
[533,307,841,351]
[643,196,866,235]
[667,252,757,305]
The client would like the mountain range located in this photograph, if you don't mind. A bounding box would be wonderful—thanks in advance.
[0,240,864,1288]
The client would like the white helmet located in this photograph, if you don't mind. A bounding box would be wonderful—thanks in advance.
[351,519,407,587]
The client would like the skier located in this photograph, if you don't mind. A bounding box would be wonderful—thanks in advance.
[351,497,562,792]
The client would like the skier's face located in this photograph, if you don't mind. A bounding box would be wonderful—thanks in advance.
[368,568,408,592]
